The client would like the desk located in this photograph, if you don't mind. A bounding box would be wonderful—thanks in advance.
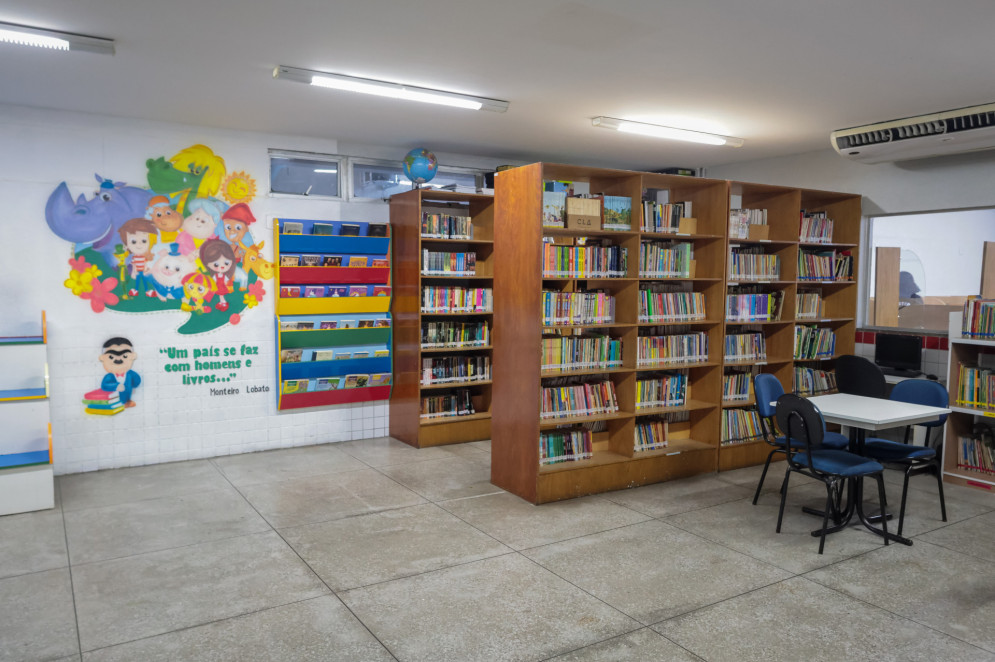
[801,393,949,544]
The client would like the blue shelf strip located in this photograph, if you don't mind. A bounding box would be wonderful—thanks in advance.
[279,235,390,256]
[0,450,50,469]
[0,387,46,401]
[0,336,44,344]
[281,356,392,380]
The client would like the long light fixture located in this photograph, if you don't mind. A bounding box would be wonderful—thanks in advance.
[593,116,744,147]
[0,21,114,55]
[274,66,509,113]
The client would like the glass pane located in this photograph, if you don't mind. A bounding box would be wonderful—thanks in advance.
[270,156,340,197]
[352,162,480,199]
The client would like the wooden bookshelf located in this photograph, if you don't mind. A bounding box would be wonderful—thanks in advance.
[389,189,495,447]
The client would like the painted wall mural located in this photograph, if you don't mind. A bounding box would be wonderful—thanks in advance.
[46,144,272,334]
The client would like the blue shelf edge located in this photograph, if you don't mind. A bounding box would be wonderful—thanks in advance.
[0,387,47,401]
[281,356,392,380]
[0,450,50,469]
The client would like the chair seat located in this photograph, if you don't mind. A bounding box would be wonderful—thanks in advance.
[862,439,936,462]
[793,450,884,477]
[773,433,848,451]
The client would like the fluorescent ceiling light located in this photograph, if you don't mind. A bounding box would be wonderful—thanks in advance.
[313,168,337,173]
[0,21,114,55]
[274,66,508,113]
[593,116,744,147]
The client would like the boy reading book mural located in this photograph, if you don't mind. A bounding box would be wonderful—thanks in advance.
[98,337,142,409]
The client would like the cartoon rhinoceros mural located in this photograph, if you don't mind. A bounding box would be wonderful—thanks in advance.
[45,174,154,259]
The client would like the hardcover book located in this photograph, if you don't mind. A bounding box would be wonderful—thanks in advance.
[368,373,392,386]
[314,378,333,391]
[319,321,338,329]
[352,351,370,359]
[374,319,391,327]
[339,319,357,329]
[358,319,375,328]
[303,285,325,298]
[301,254,322,267]
[373,349,390,357]
[280,349,303,363]
[312,222,335,236]
[280,285,301,298]
[335,351,352,360]
[328,286,349,297]
[280,255,300,267]
[339,223,361,236]
[313,350,335,361]
[294,321,315,330]
[370,258,390,267]
[348,285,368,297]
[367,224,388,237]
[373,285,391,297]
[322,255,343,267]
[348,256,368,267]
[282,221,304,235]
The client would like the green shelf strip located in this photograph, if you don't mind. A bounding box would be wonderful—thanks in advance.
[280,327,391,349]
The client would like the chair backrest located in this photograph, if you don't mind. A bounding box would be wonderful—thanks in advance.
[835,354,887,398]
[775,393,825,472]
[890,378,949,427]
[754,373,784,419]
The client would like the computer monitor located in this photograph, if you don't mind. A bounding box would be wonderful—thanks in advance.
[874,333,923,373]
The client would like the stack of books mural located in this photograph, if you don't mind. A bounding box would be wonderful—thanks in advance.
[82,389,124,415]
[275,219,392,409]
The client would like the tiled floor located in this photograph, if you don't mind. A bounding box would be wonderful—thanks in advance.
[3,437,995,661]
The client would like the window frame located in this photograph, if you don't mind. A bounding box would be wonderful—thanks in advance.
[268,149,346,201]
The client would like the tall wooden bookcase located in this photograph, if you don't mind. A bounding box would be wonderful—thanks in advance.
[389,189,495,447]
[491,163,862,503]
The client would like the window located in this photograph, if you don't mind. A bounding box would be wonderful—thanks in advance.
[269,151,341,198]
[351,159,482,200]
[865,208,995,331]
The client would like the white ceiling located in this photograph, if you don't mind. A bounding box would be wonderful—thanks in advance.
[2,0,995,170]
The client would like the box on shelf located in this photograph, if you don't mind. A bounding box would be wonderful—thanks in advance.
[677,217,697,234]
[566,197,602,231]
[747,224,770,241]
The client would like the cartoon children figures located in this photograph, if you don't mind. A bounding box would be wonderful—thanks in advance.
[145,195,183,243]
[199,239,237,312]
[177,197,224,256]
[221,202,257,264]
[180,272,216,313]
[118,218,158,299]
[99,338,141,408]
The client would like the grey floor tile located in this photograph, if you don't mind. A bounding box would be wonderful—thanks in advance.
[656,576,995,662]
[341,554,639,662]
[281,503,511,591]
[548,628,703,662]
[439,491,650,550]
[72,531,328,652]
[378,454,499,501]
[64,488,270,565]
[466,439,491,453]
[917,511,995,562]
[59,460,228,512]
[939,481,995,509]
[81,596,393,662]
[806,540,995,653]
[523,520,791,624]
[665,483,889,574]
[239,468,426,528]
[0,568,78,662]
[211,444,366,487]
[0,509,68,579]
[862,476,990,537]
[602,474,753,518]
[443,442,490,459]
[335,436,458,467]
[715,462,817,491]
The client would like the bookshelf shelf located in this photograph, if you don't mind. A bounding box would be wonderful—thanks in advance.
[390,189,496,448]
[635,399,715,416]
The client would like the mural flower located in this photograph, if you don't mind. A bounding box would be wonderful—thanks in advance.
[80,277,120,313]
[242,281,265,309]
[64,269,96,295]
[68,255,90,273]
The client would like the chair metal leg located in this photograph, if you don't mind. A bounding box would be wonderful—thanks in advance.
[753,448,780,505]
[874,473,889,545]
[818,483,833,555]
[776,469,792,533]
[897,468,912,537]
[934,459,948,522]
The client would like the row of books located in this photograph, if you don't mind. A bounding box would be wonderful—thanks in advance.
[957,436,995,475]
[282,222,387,237]
[422,250,477,276]
[641,201,692,234]
[280,255,389,268]
[961,297,995,338]
[634,420,669,452]
[542,243,628,278]
[955,364,995,409]
[280,317,390,331]
[281,347,388,363]
[542,290,615,326]
[420,388,476,419]
[421,320,490,348]
[724,332,766,362]
[794,367,837,396]
[539,428,594,465]
[636,373,687,409]
[638,290,707,323]
[540,379,620,419]
[280,285,390,299]
[726,292,783,322]
[421,286,493,313]
[721,408,764,445]
[639,240,693,278]
[282,373,391,394]
[729,208,767,240]
[602,195,633,231]
[729,247,780,281]
[797,249,853,281]
[82,389,124,416]
[421,355,491,386]
[541,334,622,372]
[637,332,709,366]
[723,371,752,402]
[794,325,836,360]
[796,291,823,319]
[421,213,473,240]
[799,212,834,244]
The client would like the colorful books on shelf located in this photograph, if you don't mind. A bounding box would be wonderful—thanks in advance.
[281,316,390,331]
[957,435,995,475]
[283,373,392,395]
[728,208,768,239]
[723,371,752,402]
[955,364,995,409]
[639,240,693,278]
[721,408,764,445]
[724,332,766,362]
[421,286,493,313]
[540,428,593,464]
[638,288,706,323]
[796,291,823,319]
[641,201,692,234]
[421,320,490,348]
[420,388,476,419]
[799,211,834,243]
[726,290,783,322]
[637,332,708,366]
[728,246,780,281]
[636,372,687,409]
[541,334,622,372]
[798,249,853,281]
[542,290,615,326]
[961,297,995,338]
[793,325,836,360]
[601,195,632,231]
[82,388,124,415]
[634,419,668,452]
[540,379,619,419]
[542,242,627,278]
[542,191,567,228]
[422,250,477,276]
[420,355,491,386]
[422,212,473,239]
[794,366,837,396]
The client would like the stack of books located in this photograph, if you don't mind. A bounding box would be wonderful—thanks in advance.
[82,388,124,415]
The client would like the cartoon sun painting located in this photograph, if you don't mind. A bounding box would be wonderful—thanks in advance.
[45,145,273,335]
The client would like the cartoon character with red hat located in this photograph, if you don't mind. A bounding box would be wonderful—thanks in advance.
[222,202,257,290]
[145,195,183,243]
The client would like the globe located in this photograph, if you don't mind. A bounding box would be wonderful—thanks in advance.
[402,148,438,185]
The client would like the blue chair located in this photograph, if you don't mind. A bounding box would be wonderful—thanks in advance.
[836,354,887,398]
[751,373,848,505]
[862,379,948,535]
[775,394,890,554]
